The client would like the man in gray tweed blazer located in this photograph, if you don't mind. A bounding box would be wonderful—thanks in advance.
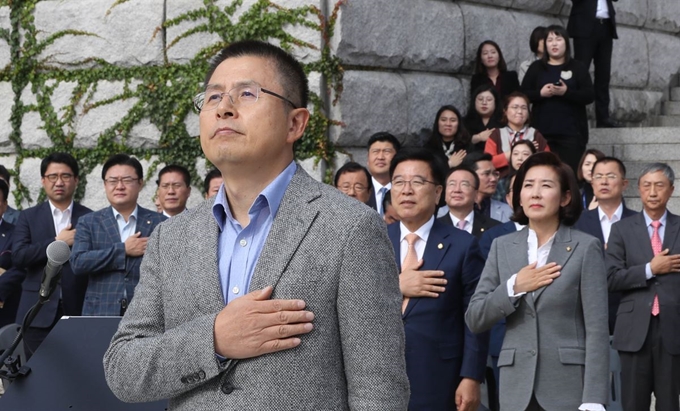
[103,40,409,410]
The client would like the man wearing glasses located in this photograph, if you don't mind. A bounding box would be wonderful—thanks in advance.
[465,152,513,223]
[386,148,488,411]
[156,164,192,217]
[333,161,373,205]
[11,153,92,357]
[71,154,165,316]
[104,41,408,409]
[574,156,636,334]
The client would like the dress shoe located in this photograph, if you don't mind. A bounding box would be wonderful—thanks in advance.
[596,119,622,128]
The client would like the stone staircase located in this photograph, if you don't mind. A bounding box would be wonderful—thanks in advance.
[655,75,680,127]
[589,127,680,212]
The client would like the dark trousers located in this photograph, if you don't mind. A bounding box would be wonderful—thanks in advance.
[525,394,545,411]
[543,135,586,176]
[22,300,63,361]
[619,315,680,411]
[573,19,614,124]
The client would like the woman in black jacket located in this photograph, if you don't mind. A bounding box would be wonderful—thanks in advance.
[424,105,473,169]
[470,40,520,101]
[521,25,594,175]
[465,84,504,152]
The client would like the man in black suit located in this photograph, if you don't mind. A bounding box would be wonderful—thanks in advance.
[606,162,680,411]
[366,132,400,215]
[12,153,92,357]
[575,156,636,334]
[0,165,19,225]
[439,166,500,240]
[568,0,619,128]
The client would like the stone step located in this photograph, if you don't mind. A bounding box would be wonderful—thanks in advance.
[589,127,680,145]
[671,87,680,101]
[652,115,680,127]
[663,101,680,115]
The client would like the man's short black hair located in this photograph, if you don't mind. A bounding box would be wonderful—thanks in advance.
[203,168,222,194]
[511,152,582,226]
[157,164,191,186]
[102,154,143,181]
[0,179,8,203]
[40,152,80,178]
[334,162,373,192]
[204,40,309,109]
[592,156,627,179]
[463,152,493,172]
[367,132,401,152]
[446,165,480,191]
[0,165,10,185]
[389,147,446,187]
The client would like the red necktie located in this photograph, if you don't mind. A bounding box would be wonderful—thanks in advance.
[651,220,662,316]
[401,233,419,313]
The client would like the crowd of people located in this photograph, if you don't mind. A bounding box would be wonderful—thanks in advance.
[0,1,672,410]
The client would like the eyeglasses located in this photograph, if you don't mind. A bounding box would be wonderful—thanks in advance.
[193,84,298,112]
[43,173,74,183]
[508,105,529,112]
[159,182,187,191]
[392,177,438,191]
[105,177,140,187]
[592,173,620,182]
[447,181,474,191]
[339,184,368,193]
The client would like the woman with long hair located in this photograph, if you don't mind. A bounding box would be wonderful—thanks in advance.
[465,84,503,152]
[493,139,536,201]
[466,152,609,411]
[577,148,605,211]
[471,40,520,100]
[424,105,473,169]
[521,25,594,175]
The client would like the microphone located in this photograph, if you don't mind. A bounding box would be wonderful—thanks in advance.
[39,240,71,300]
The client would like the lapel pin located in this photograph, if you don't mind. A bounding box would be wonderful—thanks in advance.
[146,220,151,224]
[438,243,443,249]
[566,246,572,252]
[1,233,5,237]
[480,228,485,232]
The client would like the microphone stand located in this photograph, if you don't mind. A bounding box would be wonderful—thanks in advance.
[0,270,62,383]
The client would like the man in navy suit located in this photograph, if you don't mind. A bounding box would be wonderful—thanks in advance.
[71,154,165,316]
[388,148,488,410]
[11,153,92,356]
[366,132,400,215]
[574,156,636,334]
[0,180,22,328]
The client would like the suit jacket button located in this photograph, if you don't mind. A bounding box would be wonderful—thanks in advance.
[221,382,234,394]
[181,377,187,384]
[530,350,536,356]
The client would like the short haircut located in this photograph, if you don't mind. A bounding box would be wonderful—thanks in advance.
[541,25,572,65]
[593,156,627,179]
[511,152,582,226]
[502,92,532,125]
[203,40,308,109]
[102,154,143,181]
[529,26,547,54]
[425,105,471,152]
[389,147,446,187]
[334,162,373,192]
[367,132,401,152]
[382,189,392,211]
[156,164,191,186]
[203,168,222,194]
[446,165,480,191]
[0,179,8,203]
[465,84,503,128]
[0,165,10,185]
[638,163,675,186]
[40,152,80,178]
[474,40,508,74]
[463,152,493,172]
[576,148,605,181]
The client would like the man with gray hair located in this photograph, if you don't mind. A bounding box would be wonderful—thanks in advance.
[606,162,680,411]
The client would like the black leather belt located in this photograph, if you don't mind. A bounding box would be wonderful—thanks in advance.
[597,18,610,24]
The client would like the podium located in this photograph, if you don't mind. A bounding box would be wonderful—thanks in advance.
[0,316,168,410]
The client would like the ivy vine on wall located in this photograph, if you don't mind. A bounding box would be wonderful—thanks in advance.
[0,0,344,207]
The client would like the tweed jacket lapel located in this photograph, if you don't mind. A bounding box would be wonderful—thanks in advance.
[249,166,321,292]
[534,225,576,302]
[185,199,224,310]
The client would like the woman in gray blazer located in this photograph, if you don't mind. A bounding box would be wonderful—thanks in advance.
[465,152,609,411]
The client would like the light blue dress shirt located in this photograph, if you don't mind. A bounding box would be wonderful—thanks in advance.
[212,161,296,304]
[113,205,139,242]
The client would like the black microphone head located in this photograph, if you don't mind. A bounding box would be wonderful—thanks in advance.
[46,240,71,265]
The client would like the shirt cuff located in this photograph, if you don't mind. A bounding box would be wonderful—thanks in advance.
[645,263,654,279]
[506,274,526,298]
[579,403,605,411]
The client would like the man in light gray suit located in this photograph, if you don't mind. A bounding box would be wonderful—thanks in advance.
[103,41,409,410]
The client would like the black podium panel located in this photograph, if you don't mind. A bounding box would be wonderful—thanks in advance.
[0,316,168,410]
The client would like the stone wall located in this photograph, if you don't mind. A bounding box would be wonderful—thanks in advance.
[0,0,678,210]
